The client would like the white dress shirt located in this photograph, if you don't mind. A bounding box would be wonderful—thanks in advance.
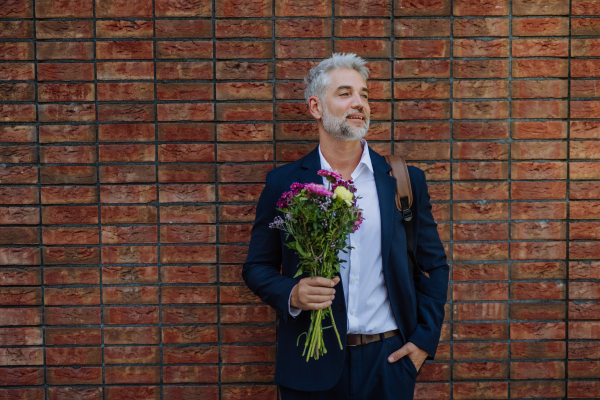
[289,139,399,335]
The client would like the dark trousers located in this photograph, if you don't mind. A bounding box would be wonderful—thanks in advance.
[279,333,420,400]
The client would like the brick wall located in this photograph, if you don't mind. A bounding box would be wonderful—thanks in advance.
[0,0,599,398]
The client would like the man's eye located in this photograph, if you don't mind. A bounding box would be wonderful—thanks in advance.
[340,92,348,96]
[362,95,368,99]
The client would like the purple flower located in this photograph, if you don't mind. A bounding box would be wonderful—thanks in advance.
[290,182,305,195]
[304,183,333,197]
[276,191,293,209]
[351,210,364,232]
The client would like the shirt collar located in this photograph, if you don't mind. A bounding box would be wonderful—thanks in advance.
[318,138,374,179]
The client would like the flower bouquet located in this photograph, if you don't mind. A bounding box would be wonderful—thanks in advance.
[269,170,364,361]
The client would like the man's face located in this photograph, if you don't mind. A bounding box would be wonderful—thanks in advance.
[320,68,370,141]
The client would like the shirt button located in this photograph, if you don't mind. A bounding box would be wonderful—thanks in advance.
[351,277,357,283]
[350,310,355,315]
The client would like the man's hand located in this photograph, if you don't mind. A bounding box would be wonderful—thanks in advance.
[291,276,340,311]
[387,341,428,371]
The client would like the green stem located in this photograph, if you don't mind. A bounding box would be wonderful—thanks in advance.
[328,305,343,350]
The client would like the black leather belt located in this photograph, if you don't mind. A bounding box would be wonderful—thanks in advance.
[346,329,399,346]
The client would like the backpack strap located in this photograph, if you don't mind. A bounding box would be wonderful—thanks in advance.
[384,154,428,278]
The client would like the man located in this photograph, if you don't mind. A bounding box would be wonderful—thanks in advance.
[243,53,449,400]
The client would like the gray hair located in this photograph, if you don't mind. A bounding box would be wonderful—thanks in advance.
[304,53,370,103]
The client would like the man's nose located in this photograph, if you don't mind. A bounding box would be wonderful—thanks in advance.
[349,92,364,109]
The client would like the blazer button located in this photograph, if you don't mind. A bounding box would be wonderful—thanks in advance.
[338,304,345,312]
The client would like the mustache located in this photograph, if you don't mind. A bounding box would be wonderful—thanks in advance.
[344,109,368,120]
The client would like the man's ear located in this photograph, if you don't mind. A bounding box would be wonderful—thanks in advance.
[308,96,322,120]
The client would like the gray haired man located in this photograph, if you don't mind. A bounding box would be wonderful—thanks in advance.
[243,53,449,399]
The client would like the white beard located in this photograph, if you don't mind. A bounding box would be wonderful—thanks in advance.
[321,103,370,142]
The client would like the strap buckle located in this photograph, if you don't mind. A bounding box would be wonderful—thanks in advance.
[402,208,413,222]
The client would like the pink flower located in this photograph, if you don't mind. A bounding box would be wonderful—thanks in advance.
[304,183,333,197]
[318,169,342,183]
[352,210,364,232]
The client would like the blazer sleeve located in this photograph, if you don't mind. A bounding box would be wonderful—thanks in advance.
[242,171,299,323]
[407,169,449,359]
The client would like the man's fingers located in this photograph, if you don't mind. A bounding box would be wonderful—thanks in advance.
[306,295,335,303]
[306,276,337,287]
[307,300,332,310]
[388,344,410,363]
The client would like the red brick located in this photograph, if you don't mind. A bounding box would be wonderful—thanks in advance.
[275,0,331,17]
[216,82,271,101]
[96,0,152,17]
[163,365,218,384]
[453,362,508,380]
[513,38,569,57]
[511,322,566,341]
[104,306,159,324]
[163,386,219,400]
[511,361,565,380]
[163,346,218,364]
[0,368,44,386]
[37,42,92,61]
[0,308,41,326]
[96,20,153,39]
[0,348,43,366]
[156,0,211,16]
[512,17,569,36]
[46,347,101,366]
[0,327,42,345]
[510,302,566,320]
[453,0,508,16]
[453,263,508,281]
[512,181,566,200]
[97,61,154,80]
[39,104,95,123]
[161,306,218,324]
[0,63,34,81]
[45,328,101,346]
[158,103,213,122]
[453,18,508,37]
[512,121,567,139]
[511,202,566,219]
[573,0,600,15]
[394,0,450,16]
[511,381,565,399]
[395,40,449,58]
[453,101,509,120]
[105,347,159,365]
[162,286,217,304]
[105,387,158,400]
[36,0,93,17]
[454,60,508,78]
[396,19,451,37]
[453,81,508,99]
[220,61,272,80]
[38,20,93,39]
[512,80,568,99]
[453,382,507,400]
[513,59,568,78]
[454,39,508,58]
[45,307,101,325]
[217,20,272,38]
[102,266,158,284]
[573,17,600,35]
[97,82,154,101]
[162,326,217,344]
[104,326,159,345]
[157,40,213,59]
[222,365,275,383]
[571,162,600,180]
[0,83,34,101]
[276,40,330,59]
[514,0,569,15]
[453,342,508,359]
[335,19,389,37]
[105,366,160,384]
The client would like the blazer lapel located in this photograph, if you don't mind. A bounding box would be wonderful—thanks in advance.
[369,147,396,273]
[299,145,322,185]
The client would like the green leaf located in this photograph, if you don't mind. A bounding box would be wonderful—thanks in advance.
[293,269,304,278]
[295,241,309,257]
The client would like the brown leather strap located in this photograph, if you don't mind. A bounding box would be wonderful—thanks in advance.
[346,329,399,346]
[384,154,413,211]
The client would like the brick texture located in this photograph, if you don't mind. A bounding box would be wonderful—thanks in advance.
[0,0,596,398]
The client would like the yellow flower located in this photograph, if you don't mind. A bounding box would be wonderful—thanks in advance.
[333,186,353,206]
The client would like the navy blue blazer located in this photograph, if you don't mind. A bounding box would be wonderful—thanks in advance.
[242,146,449,391]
